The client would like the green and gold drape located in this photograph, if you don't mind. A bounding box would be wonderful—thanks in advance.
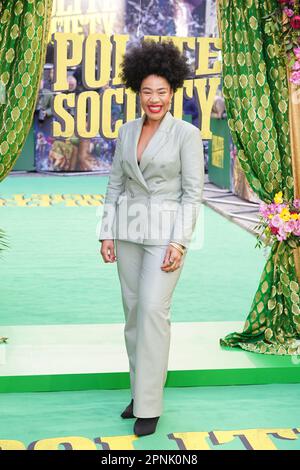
[0,0,53,181]
[218,0,300,355]
[287,67,300,283]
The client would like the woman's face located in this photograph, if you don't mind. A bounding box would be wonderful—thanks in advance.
[139,74,174,122]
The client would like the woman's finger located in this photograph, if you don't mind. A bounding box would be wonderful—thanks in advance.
[101,247,110,263]
[109,246,117,262]
[162,257,181,272]
[100,243,116,263]
[161,248,172,267]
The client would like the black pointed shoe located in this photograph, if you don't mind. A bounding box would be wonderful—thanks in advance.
[133,417,160,436]
[120,399,135,419]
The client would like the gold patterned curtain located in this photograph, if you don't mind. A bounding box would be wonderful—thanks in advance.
[217,0,300,355]
[0,0,53,181]
[287,70,300,282]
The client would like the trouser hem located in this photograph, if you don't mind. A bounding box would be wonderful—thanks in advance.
[133,409,163,418]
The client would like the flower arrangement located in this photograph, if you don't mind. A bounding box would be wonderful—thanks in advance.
[255,191,300,248]
[264,0,300,87]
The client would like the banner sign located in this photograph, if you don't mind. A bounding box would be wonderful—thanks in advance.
[34,0,221,173]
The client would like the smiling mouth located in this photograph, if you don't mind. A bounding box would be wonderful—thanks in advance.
[148,105,163,113]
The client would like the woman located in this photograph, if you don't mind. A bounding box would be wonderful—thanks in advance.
[98,40,204,437]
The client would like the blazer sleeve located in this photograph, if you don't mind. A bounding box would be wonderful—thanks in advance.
[170,126,204,249]
[98,125,126,241]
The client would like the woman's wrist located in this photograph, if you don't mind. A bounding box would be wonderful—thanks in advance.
[170,241,186,250]
[169,241,185,255]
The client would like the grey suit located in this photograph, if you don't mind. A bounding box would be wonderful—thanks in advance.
[98,110,204,417]
[98,110,204,248]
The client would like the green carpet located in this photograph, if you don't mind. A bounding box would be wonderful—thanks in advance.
[0,175,265,325]
[0,384,300,449]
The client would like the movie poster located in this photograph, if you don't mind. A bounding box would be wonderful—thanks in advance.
[34,0,217,174]
[35,0,125,173]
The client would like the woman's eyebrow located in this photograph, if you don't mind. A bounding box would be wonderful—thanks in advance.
[141,86,168,91]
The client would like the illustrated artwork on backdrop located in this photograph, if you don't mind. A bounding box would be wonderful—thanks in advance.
[34,0,218,174]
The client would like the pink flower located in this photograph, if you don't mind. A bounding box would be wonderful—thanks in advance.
[290,15,300,29]
[259,202,289,220]
[270,214,283,228]
[277,233,287,242]
[294,47,300,59]
[293,220,300,236]
[293,199,300,209]
[293,61,300,70]
[284,7,294,16]
[277,226,288,241]
[284,220,296,233]
[290,70,300,84]
[259,202,272,218]
[278,0,291,4]
[272,202,288,215]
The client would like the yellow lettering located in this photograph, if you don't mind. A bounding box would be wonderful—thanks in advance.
[99,435,138,450]
[194,77,221,139]
[212,429,292,450]
[102,87,124,138]
[13,195,34,207]
[33,437,96,450]
[111,34,130,86]
[76,91,100,138]
[52,33,84,91]
[195,38,222,76]
[83,34,111,88]
[212,136,224,168]
[52,93,75,138]
[171,432,211,450]
[31,195,51,207]
[0,440,26,450]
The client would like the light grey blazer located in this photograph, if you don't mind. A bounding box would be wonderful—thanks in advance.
[98,110,204,248]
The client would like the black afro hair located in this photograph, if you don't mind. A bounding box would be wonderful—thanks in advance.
[119,39,192,93]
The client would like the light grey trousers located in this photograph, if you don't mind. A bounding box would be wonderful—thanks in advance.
[115,239,187,418]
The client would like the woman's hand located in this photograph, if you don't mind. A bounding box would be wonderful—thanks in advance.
[100,239,117,263]
[161,244,183,272]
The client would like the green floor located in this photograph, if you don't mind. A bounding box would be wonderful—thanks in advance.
[0,176,299,450]
[0,175,265,325]
[0,384,300,450]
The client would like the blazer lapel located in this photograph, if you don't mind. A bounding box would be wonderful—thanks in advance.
[131,110,174,191]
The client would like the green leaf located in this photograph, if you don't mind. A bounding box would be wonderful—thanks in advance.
[286,43,295,51]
